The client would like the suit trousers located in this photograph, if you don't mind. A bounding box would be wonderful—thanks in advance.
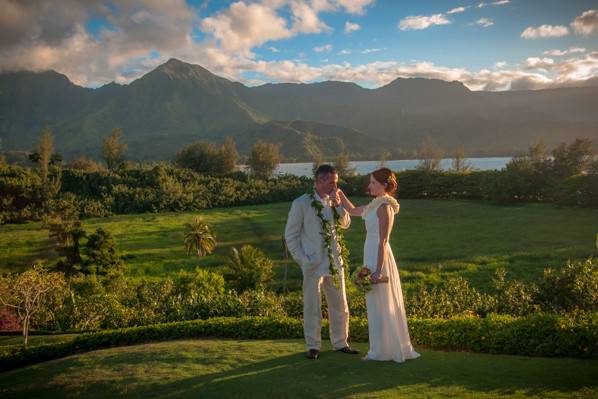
[303,269,350,351]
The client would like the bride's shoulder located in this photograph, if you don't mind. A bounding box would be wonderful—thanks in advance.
[382,195,400,213]
[363,195,400,218]
[377,196,400,215]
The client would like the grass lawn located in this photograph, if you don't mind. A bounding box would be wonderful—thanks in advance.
[0,339,597,398]
[0,199,596,291]
[0,334,78,348]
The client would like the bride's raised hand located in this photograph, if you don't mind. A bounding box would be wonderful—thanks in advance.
[337,189,349,206]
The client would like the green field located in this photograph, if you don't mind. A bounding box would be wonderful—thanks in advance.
[1,339,597,398]
[1,199,596,291]
[0,334,77,347]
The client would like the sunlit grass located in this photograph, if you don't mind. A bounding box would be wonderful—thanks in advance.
[0,339,597,398]
[1,200,596,292]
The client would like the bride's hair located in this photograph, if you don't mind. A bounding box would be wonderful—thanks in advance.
[372,168,398,195]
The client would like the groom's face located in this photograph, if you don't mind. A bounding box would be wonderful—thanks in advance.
[316,172,338,196]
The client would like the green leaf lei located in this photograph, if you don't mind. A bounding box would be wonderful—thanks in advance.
[309,190,350,286]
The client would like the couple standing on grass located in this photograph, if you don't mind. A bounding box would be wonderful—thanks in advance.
[285,164,420,362]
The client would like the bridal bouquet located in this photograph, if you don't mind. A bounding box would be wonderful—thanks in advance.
[351,266,373,293]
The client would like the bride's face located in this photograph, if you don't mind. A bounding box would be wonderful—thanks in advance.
[368,175,386,197]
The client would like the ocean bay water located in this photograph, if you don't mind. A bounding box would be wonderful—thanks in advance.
[273,157,511,177]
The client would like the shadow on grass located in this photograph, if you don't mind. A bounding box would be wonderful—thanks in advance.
[2,340,597,399]
[153,350,598,399]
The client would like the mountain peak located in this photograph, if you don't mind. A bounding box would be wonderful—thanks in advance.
[155,58,213,77]
[380,76,470,93]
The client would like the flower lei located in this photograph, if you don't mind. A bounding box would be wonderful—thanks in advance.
[309,190,350,286]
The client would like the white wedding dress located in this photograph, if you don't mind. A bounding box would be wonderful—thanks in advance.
[362,197,420,362]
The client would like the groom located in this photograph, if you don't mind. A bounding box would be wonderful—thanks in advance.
[284,164,359,360]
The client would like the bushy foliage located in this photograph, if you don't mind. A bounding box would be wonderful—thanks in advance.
[404,259,598,318]
[248,140,281,179]
[1,138,596,225]
[0,164,311,223]
[226,245,274,292]
[406,277,496,319]
[409,311,598,358]
[174,139,238,175]
[536,257,598,313]
[83,228,125,276]
[2,312,597,372]
[102,128,128,171]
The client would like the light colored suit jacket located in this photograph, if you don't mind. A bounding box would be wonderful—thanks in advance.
[284,193,351,275]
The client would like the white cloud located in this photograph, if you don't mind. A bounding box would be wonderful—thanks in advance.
[344,21,361,33]
[245,51,598,92]
[0,0,203,86]
[399,14,450,31]
[288,1,332,34]
[252,59,321,82]
[447,6,467,14]
[525,57,555,69]
[521,24,569,39]
[477,1,509,8]
[314,44,333,53]
[544,47,586,57]
[268,46,280,53]
[1,0,596,93]
[361,48,382,54]
[569,47,586,53]
[201,2,292,57]
[335,0,375,15]
[571,9,598,36]
[476,18,494,27]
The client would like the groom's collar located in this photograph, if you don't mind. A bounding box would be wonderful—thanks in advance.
[313,190,329,203]
[313,191,333,208]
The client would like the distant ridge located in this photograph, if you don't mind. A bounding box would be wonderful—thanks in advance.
[1,59,597,160]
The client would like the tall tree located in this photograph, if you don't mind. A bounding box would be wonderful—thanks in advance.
[102,128,128,171]
[219,136,239,174]
[334,153,356,178]
[83,228,124,276]
[184,216,217,258]
[417,135,444,172]
[37,125,54,181]
[451,146,472,173]
[303,133,323,175]
[0,264,67,349]
[43,214,86,275]
[175,141,222,174]
[0,139,5,166]
[248,140,281,179]
[551,138,593,178]
[378,151,392,168]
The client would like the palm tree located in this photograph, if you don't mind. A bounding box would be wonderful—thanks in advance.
[184,217,216,258]
[226,245,273,292]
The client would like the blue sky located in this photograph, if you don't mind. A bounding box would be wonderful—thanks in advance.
[3,0,598,90]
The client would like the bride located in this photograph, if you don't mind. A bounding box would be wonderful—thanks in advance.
[338,168,420,362]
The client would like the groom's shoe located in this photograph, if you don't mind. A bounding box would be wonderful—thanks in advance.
[336,346,359,354]
[307,349,320,360]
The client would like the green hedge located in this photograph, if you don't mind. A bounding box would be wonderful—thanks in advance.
[409,312,598,358]
[2,312,597,372]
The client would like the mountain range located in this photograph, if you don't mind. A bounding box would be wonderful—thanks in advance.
[1,58,597,161]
